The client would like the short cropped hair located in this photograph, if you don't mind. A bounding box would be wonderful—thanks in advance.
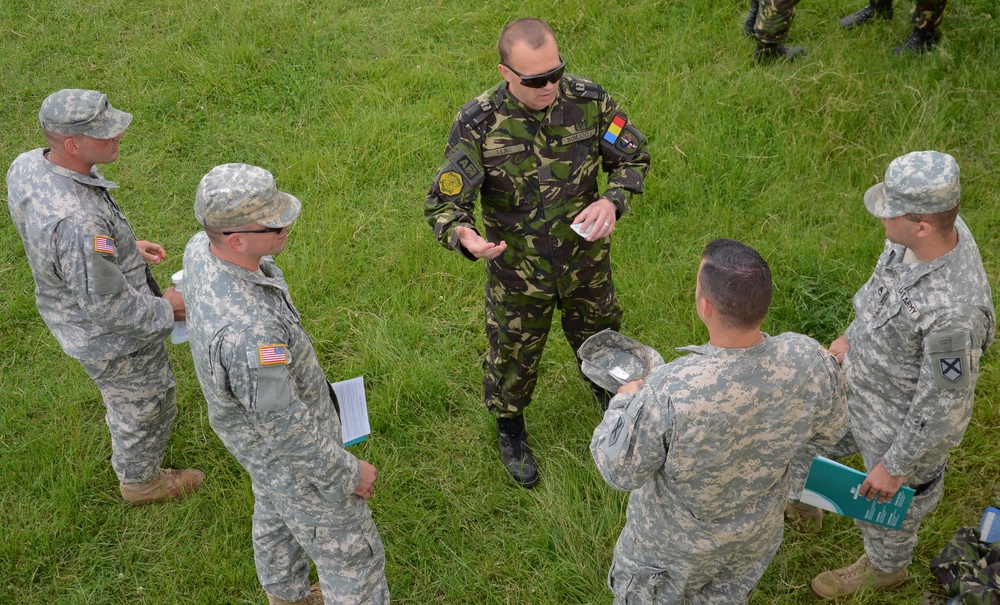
[498,18,555,64]
[699,238,773,329]
[903,204,959,235]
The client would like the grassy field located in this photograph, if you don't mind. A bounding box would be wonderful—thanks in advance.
[2,0,999,603]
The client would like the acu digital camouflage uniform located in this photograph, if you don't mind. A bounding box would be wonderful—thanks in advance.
[184,228,388,604]
[425,75,649,417]
[7,132,177,485]
[791,214,994,574]
[591,333,848,604]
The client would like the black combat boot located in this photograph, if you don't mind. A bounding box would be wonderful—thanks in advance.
[839,1,893,28]
[892,27,939,55]
[754,40,806,63]
[743,0,760,37]
[497,415,539,488]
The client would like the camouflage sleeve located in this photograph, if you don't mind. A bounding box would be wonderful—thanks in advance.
[807,347,850,448]
[53,216,173,339]
[598,93,650,217]
[219,323,362,501]
[881,324,981,477]
[424,117,485,261]
[590,372,673,491]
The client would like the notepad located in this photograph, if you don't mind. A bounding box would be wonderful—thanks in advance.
[329,376,370,446]
[800,456,914,530]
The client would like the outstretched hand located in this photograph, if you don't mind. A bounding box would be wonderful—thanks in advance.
[457,226,507,259]
[136,240,166,264]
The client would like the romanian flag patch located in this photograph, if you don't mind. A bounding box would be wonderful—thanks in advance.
[94,235,115,255]
[603,114,627,145]
[258,344,288,365]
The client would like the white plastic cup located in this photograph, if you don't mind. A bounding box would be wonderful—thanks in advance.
[170,270,189,344]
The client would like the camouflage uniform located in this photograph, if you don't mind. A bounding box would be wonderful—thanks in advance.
[425,76,649,417]
[869,0,949,31]
[183,231,388,603]
[755,0,802,44]
[7,148,177,484]
[795,216,994,573]
[591,333,848,604]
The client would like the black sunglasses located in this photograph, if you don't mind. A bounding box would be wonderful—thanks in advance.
[220,226,285,235]
[502,57,566,89]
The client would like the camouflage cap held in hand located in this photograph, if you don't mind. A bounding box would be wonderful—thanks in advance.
[39,89,132,139]
[578,329,664,393]
[864,150,960,218]
[195,163,302,229]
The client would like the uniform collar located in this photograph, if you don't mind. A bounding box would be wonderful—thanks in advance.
[676,333,771,358]
[882,217,968,284]
[38,148,119,189]
[499,81,564,125]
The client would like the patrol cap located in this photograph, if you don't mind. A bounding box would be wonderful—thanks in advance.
[864,150,960,219]
[38,89,132,139]
[195,163,302,229]
[578,330,664,393]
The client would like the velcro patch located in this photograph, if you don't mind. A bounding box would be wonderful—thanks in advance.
[258,344,288,365]
[94,235,115,255]
[928,331,971,389]
[450,149,482,182]
[439,171,463,196]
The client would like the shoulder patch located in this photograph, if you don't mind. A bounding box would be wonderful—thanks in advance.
[602,114,628,145]
[439,171,463,196]
[94,235,116,255]
[927,331,972,389]
[460,89,503,128]
[258,344,288,365]
[564,76,603,100]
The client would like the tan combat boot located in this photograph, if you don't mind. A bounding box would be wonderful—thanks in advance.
[784,500,823,533]
[811,554,908,599]
[266,583,324,605]
[120,468,205,506]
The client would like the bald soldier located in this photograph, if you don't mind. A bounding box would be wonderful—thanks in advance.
[591,239,848,604]
[7,89,204,505]
[425,17,650,488]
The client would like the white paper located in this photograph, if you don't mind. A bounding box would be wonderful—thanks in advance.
[329,376,370,446]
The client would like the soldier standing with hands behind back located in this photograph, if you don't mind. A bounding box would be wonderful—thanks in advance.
[425,17,650,488]
[6,89,204,506]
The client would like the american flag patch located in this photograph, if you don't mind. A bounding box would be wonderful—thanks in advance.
[259,344,288,365]
[94,235,115,255]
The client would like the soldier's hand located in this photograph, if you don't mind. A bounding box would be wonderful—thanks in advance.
[163,287,186,321]
[457,225,507,259]
[859,462,905,503]
[618,379,643,395]
[136,240,167,265]
[574,199,617,242]
[354,460,378,500]
[829,335,850,365]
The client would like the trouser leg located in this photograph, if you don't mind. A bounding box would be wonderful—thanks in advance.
[483,278,556,418]
[912,0,947,30]
[858,471,945,572]
[79,342,177,484]
[252,485,312,601]
[755,0,803,43]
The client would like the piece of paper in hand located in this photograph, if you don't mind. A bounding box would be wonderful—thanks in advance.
[329,376,370,446]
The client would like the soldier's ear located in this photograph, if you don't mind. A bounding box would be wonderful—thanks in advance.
[498,63,515,84]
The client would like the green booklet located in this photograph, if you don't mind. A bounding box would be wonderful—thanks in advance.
[800,456,915,530]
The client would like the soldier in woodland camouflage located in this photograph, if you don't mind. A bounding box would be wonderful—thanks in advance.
[838,0,949,54]
[591,239,848,605]
[425,18,649,488]
[783,151,995,600]
[183,164,388,605]
[6,89,204,505]
[742,0,806,62]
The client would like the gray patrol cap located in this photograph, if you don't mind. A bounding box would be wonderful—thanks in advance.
[578,330,664,393]
[195,163,302,229]
[39,89,132,139]
[864,150,960,219]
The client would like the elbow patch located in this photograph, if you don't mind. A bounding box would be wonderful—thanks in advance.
[928,331,972,389]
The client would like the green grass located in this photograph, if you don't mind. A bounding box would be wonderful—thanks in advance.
[2,0,999,603]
